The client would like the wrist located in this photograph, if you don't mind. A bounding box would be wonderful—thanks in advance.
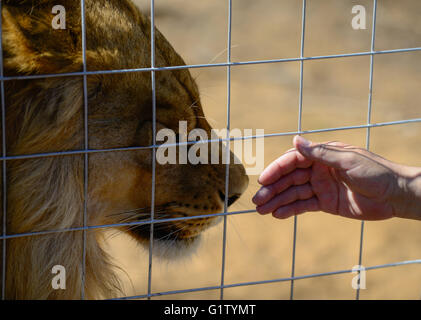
[392,164,421,221]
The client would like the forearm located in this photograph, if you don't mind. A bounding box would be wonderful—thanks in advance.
[393,165,421,221]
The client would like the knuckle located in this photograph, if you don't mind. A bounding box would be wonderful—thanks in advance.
[315,144,329,159]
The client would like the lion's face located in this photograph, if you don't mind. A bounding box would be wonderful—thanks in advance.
[84,2,249,246]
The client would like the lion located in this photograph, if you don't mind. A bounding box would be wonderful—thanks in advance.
[0,0,248,299]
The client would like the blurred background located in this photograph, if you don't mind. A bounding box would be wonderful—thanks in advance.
[107,0,421,299]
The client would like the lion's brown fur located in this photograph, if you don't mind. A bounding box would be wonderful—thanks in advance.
[0,0,248,299]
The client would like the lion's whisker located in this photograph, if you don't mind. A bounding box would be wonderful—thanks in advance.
[108,203,182,219]
[156,224,191,242]
[193,44,240,82]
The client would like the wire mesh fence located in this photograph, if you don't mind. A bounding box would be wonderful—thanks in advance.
[1,0,421,300]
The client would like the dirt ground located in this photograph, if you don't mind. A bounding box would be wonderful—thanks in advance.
[107,0,421,299]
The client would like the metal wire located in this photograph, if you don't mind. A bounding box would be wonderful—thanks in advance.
[147,0,157,300]
[219,0,233,301]
[356,0,378,301]
[290,0,307,300]
[1,47,421,82]
[80,0,89,300]
[0,0,6,301]
[0,1,419,301]
[113,258,421,300]
[2,117,421,163]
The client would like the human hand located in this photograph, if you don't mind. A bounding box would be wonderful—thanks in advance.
[252,135,421,221]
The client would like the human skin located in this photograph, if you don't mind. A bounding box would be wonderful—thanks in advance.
[252,135,421,221]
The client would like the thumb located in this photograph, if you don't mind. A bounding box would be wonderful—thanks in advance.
[293,135,355,170]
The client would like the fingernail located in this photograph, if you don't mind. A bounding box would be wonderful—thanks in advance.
[295,135,312,148]
[252,190,263,205]
[252,195,257,204]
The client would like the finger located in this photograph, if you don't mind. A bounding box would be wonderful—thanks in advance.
[252,168,311,206]
[256,183,314,215]
[293,135,359,170]
[258,149,313,186]
[272,197,320,219]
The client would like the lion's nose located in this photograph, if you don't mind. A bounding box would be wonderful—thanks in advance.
[218,190,240,207]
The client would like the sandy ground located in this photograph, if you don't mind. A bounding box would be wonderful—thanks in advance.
[106,0,421,299]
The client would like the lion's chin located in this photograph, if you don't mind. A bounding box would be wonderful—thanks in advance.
[127,215,222,259]
[149,235,203,260]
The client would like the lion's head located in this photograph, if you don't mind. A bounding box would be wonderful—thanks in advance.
[1,0,248,299]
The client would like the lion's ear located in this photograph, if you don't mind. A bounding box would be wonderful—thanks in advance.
[2,2,82,76]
